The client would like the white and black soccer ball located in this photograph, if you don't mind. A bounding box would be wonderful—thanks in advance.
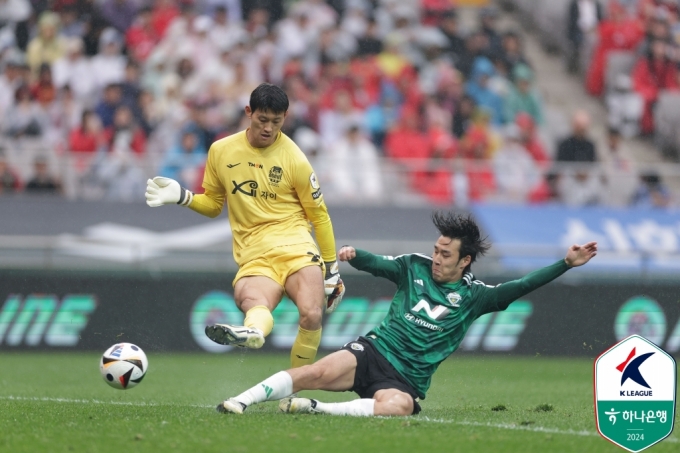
[100,343,148,390]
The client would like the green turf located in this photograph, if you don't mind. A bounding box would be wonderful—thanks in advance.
[0,352,677,453]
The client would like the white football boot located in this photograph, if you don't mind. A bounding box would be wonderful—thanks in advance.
[216,398,247,414]
[279,397,321,414]
[204,324,265,349]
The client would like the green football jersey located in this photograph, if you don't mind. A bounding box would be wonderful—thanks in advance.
[349,250,570,399]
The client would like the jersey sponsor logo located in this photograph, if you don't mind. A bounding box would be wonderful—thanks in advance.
[446,292,461,308]
[309,172,320,189]
[231,180,258,197]
[412,299,450,321]
[248,162,264,169]
[260,190,277,201]
[268,166,283,186]
[311,189,322,200]
[404,313,444,332]
[350,342,364,351]
[414,279,423,286]
[227,163,241,168]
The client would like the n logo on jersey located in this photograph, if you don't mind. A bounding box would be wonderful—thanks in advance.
[232,180,258,197]
[412,300,450,321]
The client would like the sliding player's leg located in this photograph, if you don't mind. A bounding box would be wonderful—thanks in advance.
[217,349,357,414]
[284,264,325,368]
[283,388,414,417]
[205,271,284,349]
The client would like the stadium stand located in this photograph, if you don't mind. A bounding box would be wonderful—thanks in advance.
[0,0,677,207]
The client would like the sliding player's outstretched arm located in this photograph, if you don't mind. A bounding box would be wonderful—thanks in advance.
[475,242,598,312]
[339,246,405,284]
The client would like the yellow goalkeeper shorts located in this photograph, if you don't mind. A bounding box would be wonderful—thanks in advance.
[233,243,325,287]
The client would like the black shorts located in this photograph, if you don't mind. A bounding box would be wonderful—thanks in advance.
[341,336,422,415]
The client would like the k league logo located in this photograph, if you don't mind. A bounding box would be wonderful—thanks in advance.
[594,335,677,452]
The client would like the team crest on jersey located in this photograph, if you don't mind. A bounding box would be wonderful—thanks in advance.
[268,166,283,186]
[446,292,461,307]
[350,343,364,352]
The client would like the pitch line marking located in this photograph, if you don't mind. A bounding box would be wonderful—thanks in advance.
[2,396,677,444]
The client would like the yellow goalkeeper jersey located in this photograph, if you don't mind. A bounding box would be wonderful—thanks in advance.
[200,130,336,266]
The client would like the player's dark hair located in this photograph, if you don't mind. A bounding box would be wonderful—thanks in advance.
[432,212,490,272]
[249,83,289,114]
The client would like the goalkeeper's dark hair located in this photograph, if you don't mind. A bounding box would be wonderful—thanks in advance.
[432,211,490,271]
[249,83,289,114]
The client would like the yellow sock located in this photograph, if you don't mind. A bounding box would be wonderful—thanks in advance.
[243,305,274,337]
[290,326,322,368]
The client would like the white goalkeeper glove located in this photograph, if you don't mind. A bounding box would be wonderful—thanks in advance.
[324,260,345,314]
[145,176,193,207]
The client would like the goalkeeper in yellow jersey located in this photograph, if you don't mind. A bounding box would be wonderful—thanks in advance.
[144,83,344,368]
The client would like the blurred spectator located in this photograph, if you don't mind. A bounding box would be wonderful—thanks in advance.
[357,18,383,56]
[501,31,530,75]
[456,31,489,79]
[556,110,597,162]
[52,37,96,103]
[0,57,25,118]
[69,110,104,153]
[103,105,146,155]
[606,74,644,137]
[503,63,544,125]
[120,61,142,111]
[48,85,83,143]
[529,171,562,204]
[318,90,364,149]
[452,94,476,138]
[327,124,382,201]
[30,63,56,106]
[631,171,672,207]
[438,10,465,61]
[515,112,550,164]
[465,57,504,125]
[479,6,502,55]
[365,82,401,148]
[101,0,138,34]
[159,131,206,189]
[493,124,541,203]
[181,104,217,152]
[567,0,603,73]
[631,38,677,134]
[201,0,242,24]
[25,156,61,194]
[384,107,429,161]
[557,166,603,206]
[26,12,67,76]
[209,5,246,52]
[126,6,159,63]
[151,0,180,39]
[0,153,21,193]
[95,83,123,128]
[602,127,638,206]
[58,6,86,38]
[585,1,644,96]
[3,85,47,138]
[91,28,126,91]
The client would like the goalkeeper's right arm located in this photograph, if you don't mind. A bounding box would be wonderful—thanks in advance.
[145,176,224,218]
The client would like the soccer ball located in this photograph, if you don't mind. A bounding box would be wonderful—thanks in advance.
[100,343,148,390]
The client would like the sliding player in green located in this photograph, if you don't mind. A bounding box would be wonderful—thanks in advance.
[216,212,598,416]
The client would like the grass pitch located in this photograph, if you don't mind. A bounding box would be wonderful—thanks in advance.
[0,352,677,453]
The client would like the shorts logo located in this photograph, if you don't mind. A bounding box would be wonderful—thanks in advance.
[269,166,283,186]
[231,180,258,197]
[309,172,319,189]
[350,343,364,352]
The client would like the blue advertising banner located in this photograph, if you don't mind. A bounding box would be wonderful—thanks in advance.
[472,205,680,272]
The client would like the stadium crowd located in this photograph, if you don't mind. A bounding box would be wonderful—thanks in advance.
[0,0,674,208]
